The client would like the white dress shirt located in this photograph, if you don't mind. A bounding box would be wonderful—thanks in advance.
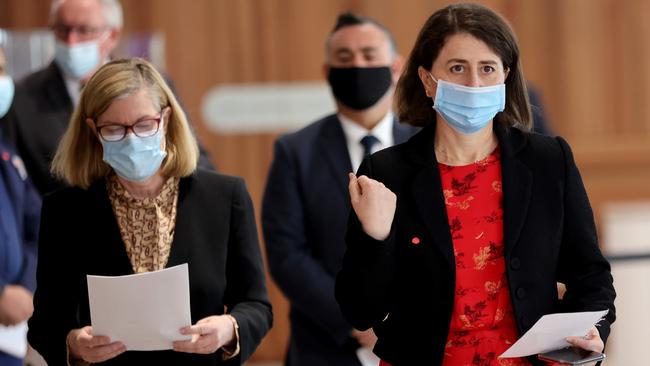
[338,111,395,173]
[61,58,109,106]
[63,74,82,106]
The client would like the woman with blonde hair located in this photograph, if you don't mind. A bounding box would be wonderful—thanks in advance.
[28,58,272,365]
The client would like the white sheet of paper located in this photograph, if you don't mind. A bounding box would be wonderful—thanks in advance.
[0,321,28,358]
[87,263,192,351]
[356,346,380,366]
[500,310,608,358]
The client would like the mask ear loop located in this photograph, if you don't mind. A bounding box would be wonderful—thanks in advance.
[425,72,438,98]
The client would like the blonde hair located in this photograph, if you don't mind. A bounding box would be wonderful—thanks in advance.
[52,58,199,188]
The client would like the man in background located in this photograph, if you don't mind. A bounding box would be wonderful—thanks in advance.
[262,13,417,366]
[3,0,213,196]
[0,45,41,366]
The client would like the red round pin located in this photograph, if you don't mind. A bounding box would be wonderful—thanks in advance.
[411,237,420,245]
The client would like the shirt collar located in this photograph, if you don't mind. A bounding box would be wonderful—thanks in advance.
[62,58,110,105]
[338,111,394,148]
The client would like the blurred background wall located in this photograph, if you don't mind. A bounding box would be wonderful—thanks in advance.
[1,0,648,364]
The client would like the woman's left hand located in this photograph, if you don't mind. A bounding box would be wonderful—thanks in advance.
[172,315,235,354]
[566,325,604,353]
[544,326,603,365]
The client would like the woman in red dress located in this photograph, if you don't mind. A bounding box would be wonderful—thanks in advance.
[336,3,615,365]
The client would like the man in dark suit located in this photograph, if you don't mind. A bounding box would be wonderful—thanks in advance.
[0,46,41,366]
[2,0,213,196]
[262,13,417,366]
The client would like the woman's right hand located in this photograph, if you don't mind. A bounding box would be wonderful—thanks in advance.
[67,326,126,363]
[348,173,396,241]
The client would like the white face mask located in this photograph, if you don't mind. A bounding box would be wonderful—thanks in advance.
[54,38,102,79]
[0,75,15,119]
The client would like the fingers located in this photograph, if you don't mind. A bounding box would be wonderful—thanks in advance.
[75,327,109,348]
[82,335,112,347]
[174,316,235,355]
[175,322,219,353]
[566,327,603,353]
[70,327,125,363]
[180,323,216,336]
[180,324,203,335]
[173,333,217,354]
[84,342,126,363]
[349,173,361,201]
[356,175,375,190]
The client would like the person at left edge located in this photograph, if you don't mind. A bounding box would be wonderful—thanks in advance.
[27,58,272,365]
[262,12,417,366]
[2,0,215,197]
[0,45,42,366]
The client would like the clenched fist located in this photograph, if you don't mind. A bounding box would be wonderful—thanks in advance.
[349,173,396,241]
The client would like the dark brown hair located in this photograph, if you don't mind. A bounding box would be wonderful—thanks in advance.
[395,3,531,130]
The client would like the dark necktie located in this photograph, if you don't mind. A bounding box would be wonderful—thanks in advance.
[360,135,379,161]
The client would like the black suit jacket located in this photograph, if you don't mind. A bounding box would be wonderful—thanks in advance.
[262,114,417,366]
[3,62,215,196]
[28,169,272,365]
[336,124,616,365]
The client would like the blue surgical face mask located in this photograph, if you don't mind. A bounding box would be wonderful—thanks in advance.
[54,39,102,79]
[0,75,14,119]
[429,74,506,134]
[100,127,167,182]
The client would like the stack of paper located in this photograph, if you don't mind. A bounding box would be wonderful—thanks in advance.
[500,310,609,358]
[87,263,193,351]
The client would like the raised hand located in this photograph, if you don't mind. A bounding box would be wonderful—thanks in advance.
[348,173,396,241]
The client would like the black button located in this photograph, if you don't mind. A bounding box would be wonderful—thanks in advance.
[510,257,521,270]
[516,287,526,299]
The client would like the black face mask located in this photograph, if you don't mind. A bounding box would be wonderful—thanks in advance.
[327,66,392,110]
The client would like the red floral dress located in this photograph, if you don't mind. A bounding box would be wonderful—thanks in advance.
[439,147,529,366]
[380,147,530,366]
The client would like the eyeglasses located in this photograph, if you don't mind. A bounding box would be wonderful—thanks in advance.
[51,24,107,40]
[96,111,164,142]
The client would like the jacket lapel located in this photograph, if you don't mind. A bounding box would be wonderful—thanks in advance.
[319,116,353,197]
[88,180,134,275]
[496,126,532,258]
[166,175,191,267]
[408,126,455,271]
[46,62,74,113]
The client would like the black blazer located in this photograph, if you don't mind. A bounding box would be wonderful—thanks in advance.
[336,124,616,365]
[262,114,417,366]
[28,169,272,365]
[2,62,215,196]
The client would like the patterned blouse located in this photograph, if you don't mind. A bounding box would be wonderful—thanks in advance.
[107,174,179,273]
[438,147,529,366]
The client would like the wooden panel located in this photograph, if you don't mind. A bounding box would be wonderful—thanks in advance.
[2,0,650,362]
